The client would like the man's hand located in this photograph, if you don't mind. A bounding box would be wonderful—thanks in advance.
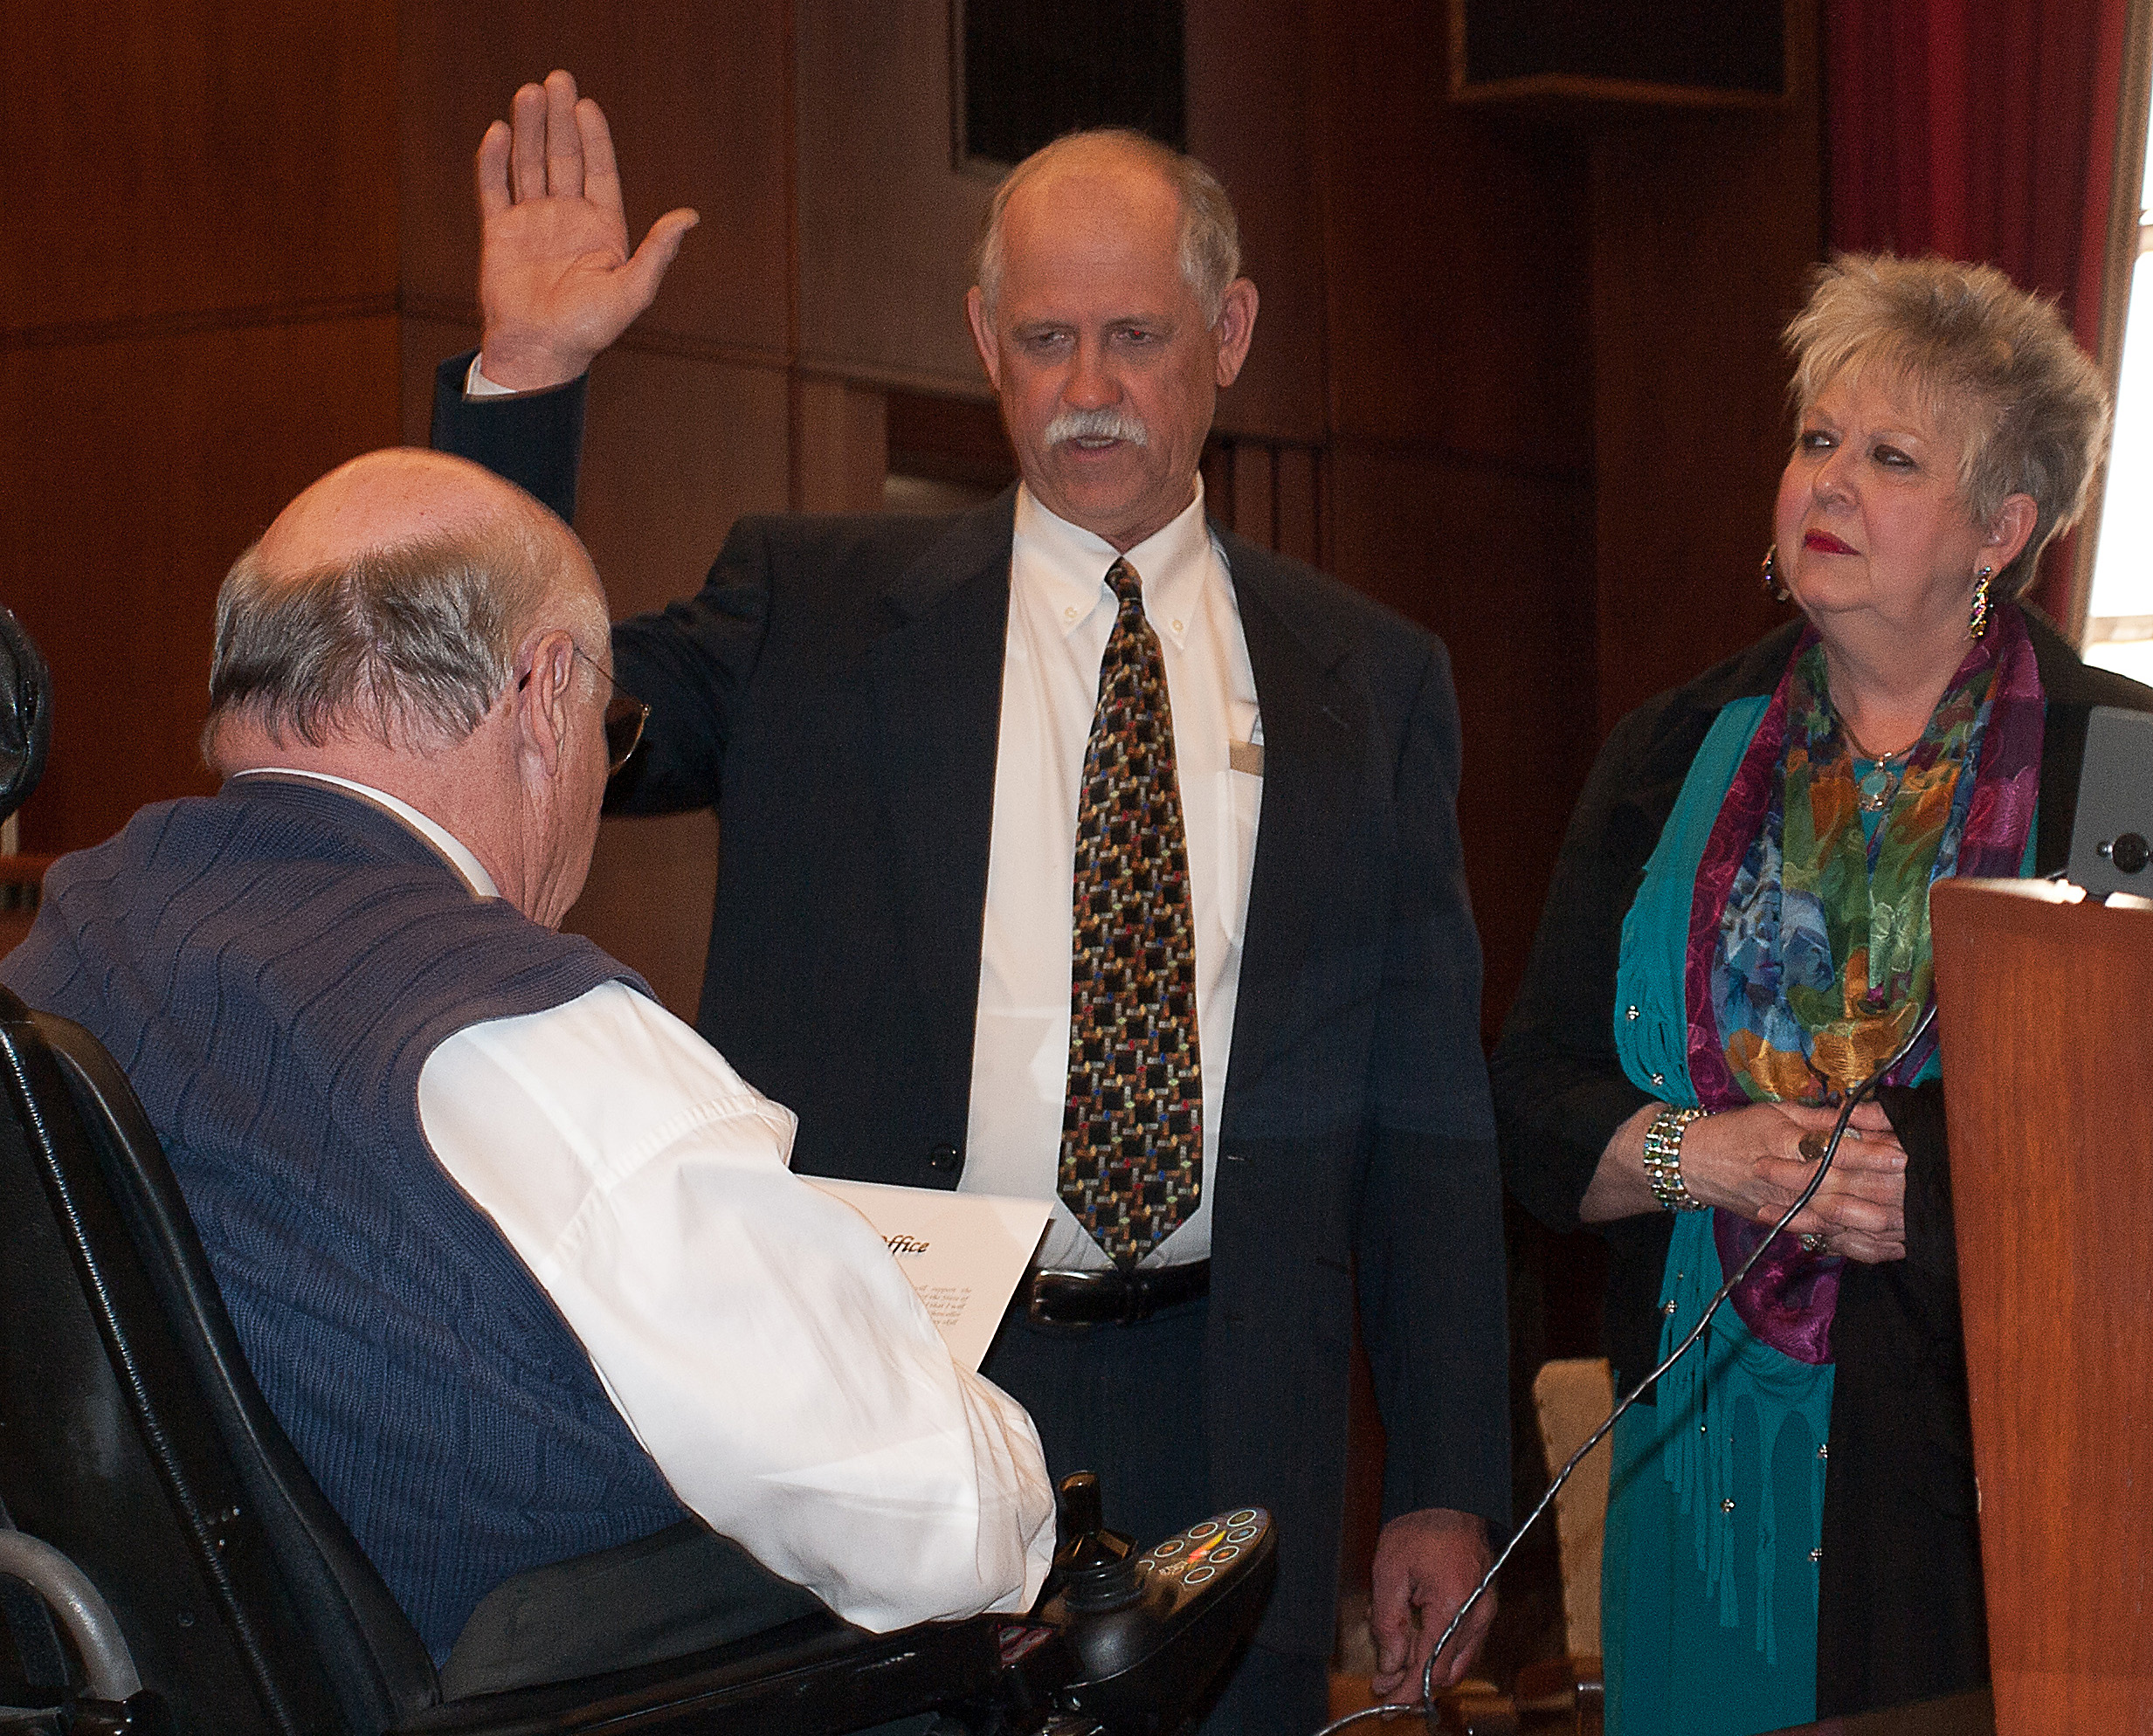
[475,69,699,392]
[1368,1506,1494,1701]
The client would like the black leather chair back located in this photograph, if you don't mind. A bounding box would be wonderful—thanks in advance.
[0,605,51,827]
[0,988,436,1734]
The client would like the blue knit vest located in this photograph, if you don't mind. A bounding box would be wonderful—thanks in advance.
[1,777,687,1659]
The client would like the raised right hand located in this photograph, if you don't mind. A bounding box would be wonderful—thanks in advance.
[475,70,699,392]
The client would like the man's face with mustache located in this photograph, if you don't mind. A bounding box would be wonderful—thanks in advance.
[965,148,1253,553]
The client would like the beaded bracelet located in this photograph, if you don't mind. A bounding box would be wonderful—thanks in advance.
[1640,1106,1708,1211]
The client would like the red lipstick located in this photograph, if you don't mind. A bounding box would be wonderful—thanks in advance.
[1805,530,1856,555]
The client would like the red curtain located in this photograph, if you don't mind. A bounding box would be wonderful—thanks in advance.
[1825,0,2133,618]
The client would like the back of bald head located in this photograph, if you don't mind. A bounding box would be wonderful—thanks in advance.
[205,450,603,768]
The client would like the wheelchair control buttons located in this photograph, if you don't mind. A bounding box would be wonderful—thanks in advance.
[1045,1500,1278,1732]
[1132,1505,1272,1587]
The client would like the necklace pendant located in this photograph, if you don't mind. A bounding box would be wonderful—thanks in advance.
[1856,766,1894,813]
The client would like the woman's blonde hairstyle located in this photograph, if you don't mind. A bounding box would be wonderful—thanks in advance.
[1783,253,2112,598]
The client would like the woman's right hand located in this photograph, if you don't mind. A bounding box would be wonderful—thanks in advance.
[1584,1099,1908,1263]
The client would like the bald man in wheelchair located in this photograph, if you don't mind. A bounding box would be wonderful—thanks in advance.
[1,449,1056,1698]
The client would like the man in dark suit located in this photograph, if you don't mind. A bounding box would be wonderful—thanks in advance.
[434,71,1508,1733]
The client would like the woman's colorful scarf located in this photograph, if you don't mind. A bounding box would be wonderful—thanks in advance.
[1683,603,2044,1362]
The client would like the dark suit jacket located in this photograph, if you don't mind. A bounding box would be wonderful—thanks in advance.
[1491,610,2153,1716]
[434,357,1510,1655]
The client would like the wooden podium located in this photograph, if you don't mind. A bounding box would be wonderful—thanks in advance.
[1930,879,2153,1733]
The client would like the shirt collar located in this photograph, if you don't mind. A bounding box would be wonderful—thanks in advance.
[231,768,500,898]
[1012,479,1217,649]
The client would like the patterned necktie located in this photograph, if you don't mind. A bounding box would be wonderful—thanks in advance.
[1059,557,1203,1267]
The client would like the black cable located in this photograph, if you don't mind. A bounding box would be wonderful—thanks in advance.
[1313,1002,1938,1735]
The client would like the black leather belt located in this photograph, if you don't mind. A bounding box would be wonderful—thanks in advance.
[1018,1260,1211,1327]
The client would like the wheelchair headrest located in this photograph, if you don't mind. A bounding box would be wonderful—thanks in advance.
[0,606,51,827]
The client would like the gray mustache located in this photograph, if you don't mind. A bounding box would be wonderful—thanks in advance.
[1045,407,1150,447]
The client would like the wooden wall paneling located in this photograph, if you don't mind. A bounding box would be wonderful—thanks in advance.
[0,319,404,854]
[1184,0,1328,443]
[567,811,720,1023]
[562,336,793,1019]
[793,0,994,393]
[399,314,478,448]
[1230,442,1277,548]
[3,3,399,337]
[396,0,793,370]
[792,375,890,513]
[1587,0,1822,731]
[4,2,404,858]
[1199,443,1235,527]
[562,342,792,1019]
[886,391,1016,491]
[1311,0,1592,475]
[1308,0,1597,1013]
[1326,445,1596,1039]
[397,5,796,1021]
[574,355,792,594]
[1275,445,1321,565]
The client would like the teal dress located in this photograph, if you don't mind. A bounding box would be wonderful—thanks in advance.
[1599,701,1977,1736]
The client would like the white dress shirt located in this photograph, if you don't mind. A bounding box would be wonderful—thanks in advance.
[960,484,1263,1271]
[232,770,1055,1632]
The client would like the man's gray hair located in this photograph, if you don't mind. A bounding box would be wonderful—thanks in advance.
[204,515,580,756]
[972,129,1243,327]
[1783,253,2113,600]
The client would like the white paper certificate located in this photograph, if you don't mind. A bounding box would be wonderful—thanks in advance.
[804,1179,1050,1371]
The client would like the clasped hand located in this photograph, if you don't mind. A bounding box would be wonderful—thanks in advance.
[474,70,699,391]
[1677,1099,1908,1263]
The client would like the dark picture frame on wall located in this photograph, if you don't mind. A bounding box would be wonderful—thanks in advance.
[951,0,1188,174]
[1446,0,1795,112]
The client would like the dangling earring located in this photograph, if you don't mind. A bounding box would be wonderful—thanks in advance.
[1761,543,1791,603]
[1969,565,1993,638]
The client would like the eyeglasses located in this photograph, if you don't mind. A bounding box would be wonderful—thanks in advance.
[520,643,651,777]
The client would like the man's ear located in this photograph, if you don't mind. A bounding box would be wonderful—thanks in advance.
[514,629,577,778]
[1212,279,1259,389]
[965,286,1004,392]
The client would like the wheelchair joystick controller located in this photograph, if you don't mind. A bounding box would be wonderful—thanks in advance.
[1020,1471,1278,1736]
[1052,1472,1144,1613]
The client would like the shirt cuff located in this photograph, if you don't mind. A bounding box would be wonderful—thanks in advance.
[465,355,520,398]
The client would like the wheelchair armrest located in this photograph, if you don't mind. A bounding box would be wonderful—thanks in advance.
[394,1612,1003,1736]
[388,1499,1279,1736]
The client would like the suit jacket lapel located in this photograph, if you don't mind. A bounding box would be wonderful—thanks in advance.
[866,491,1017,1103]
[1220,534,1362,1122]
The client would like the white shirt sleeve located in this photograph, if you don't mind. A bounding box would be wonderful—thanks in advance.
[417,980,1056,1630]
[464,355,518,397]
